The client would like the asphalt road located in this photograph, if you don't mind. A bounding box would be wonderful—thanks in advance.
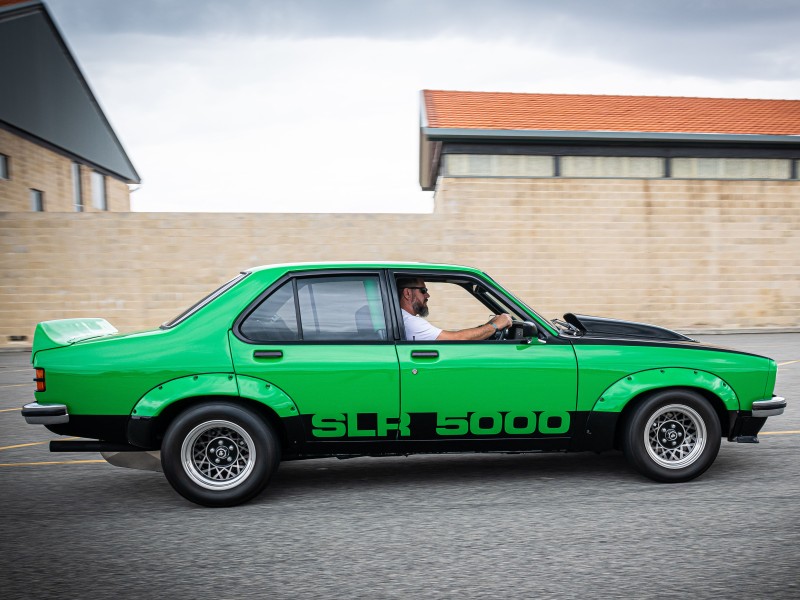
[1,334,798,599]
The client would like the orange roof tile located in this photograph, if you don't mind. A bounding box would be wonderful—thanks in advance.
[422,90,800,136]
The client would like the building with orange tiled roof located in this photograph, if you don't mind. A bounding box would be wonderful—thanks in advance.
[420,90,800,190]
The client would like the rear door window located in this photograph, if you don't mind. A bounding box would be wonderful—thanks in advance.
[297,276,387,341]
[239,274,388,342]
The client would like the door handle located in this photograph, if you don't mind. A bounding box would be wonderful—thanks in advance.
[254,350,283,359]
[411,350,439,358]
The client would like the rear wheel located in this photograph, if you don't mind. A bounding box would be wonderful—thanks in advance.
[161,402,280,507]
[622,389,721,482]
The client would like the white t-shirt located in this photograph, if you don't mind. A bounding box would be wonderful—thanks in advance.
[401,309,442,341]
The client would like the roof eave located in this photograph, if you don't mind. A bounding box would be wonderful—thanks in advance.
[39,3,141,183]
[0,1,43,16]
[421,127,800,145]
[419,93,439,190]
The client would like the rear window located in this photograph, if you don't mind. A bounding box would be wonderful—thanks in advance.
[161,273,249,329]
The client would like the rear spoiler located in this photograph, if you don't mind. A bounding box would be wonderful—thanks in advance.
[33,318,118,354]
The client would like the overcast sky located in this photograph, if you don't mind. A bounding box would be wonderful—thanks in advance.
[44,0,800,213]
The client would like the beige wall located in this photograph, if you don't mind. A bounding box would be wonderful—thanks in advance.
[434,178,800,330]
[0,128,130,212]
[1,177,798,347]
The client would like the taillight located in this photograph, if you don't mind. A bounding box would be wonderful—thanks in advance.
[34,368,45,392]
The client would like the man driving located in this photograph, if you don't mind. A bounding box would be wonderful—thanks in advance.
[397,277,513,341]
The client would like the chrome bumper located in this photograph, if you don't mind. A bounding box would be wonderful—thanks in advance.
[751,397,786,418]
[22,402,69,425]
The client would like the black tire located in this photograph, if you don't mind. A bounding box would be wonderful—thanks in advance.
[621,389,721,483]
[161,402,280,507]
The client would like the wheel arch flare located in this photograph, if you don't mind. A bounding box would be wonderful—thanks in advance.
[591,367,739,414]
[579,368,738,450]
[129,374,302,449]
[132,373,299,419]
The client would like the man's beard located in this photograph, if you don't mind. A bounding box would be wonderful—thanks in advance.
[414,299,429,317]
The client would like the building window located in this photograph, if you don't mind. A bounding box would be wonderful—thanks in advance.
[91,171,107,210]
[0,154,8,179]
[443,154,554,177]
[30,189,44,211]
[670,158,791,179]
[561,156,664,178]
[441,153,798,181]
[72,163,83,212]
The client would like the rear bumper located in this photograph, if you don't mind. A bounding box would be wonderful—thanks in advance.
[22,402,69,425]
[752,396,786,418]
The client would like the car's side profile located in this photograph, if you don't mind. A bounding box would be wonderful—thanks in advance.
[23,262,786,506]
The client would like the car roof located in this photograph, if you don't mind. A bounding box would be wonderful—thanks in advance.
[243,261,484,274]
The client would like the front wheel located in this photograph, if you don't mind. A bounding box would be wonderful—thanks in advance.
[622,390,721,483]
[161,402,280,507]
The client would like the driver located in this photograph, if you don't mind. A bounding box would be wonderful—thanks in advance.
[397,277,513,341]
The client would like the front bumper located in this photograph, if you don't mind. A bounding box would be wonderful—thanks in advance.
[728,396,786,443]
[752,396,786,418]
[22,402,69,425]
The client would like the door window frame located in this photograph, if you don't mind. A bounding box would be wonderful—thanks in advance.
[233,269,397,345]
[387,269,549,343]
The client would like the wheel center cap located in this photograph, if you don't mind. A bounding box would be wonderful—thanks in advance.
[657,421,686,448]
[206,437,239,464]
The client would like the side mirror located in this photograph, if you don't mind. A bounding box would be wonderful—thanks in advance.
[520,321,539,343]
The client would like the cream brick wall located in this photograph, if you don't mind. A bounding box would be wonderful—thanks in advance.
[435,178,800,329]
[1,177,798,347]
[0,128,131,212]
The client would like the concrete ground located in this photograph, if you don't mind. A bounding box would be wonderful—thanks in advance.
[0,333,797,599]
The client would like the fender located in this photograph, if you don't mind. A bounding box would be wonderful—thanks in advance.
[591,367,739,413]
[234,375,299,419]
[132,373,239,417]
[131,373,299,418]
[572,368,738,452]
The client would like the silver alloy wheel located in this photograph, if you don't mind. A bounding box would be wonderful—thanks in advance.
[644,403,707,469]
[181,419,256,490]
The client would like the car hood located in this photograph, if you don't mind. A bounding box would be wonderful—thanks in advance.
[562,313,694,342]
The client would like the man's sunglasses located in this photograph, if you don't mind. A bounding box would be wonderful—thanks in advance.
[405,286,429,294]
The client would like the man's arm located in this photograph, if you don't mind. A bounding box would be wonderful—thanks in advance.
[436,314,513,341]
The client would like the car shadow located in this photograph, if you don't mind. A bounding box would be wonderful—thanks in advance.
[261,450,635,497]
[36,445,760,509]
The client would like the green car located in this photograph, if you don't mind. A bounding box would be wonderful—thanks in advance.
[23,262,786,506]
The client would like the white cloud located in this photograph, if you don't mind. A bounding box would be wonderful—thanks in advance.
[67,28,800,213]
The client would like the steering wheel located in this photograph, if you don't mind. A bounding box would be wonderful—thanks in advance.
[491,319,510,340]
[492,319,524,341]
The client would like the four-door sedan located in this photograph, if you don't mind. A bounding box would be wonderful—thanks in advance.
[23,262,786,506]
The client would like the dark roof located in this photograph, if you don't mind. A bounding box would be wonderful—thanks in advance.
[0,1,140,183]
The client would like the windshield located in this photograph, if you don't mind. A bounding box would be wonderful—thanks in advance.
[479,275,557,334]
